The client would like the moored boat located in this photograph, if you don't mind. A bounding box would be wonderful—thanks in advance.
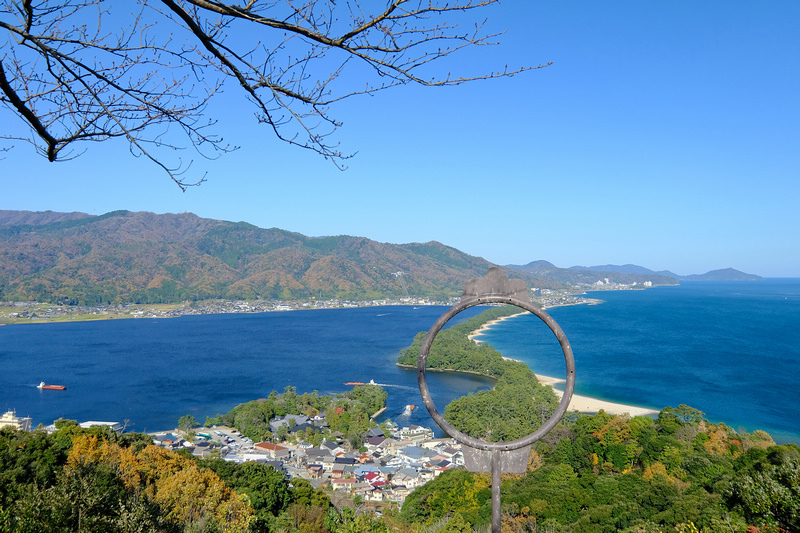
[344,379,378,386]
[37,381,67,390]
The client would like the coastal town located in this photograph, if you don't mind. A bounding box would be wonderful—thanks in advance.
[0,280,652,324]
[151,417,461,508]
[1,406,462,509]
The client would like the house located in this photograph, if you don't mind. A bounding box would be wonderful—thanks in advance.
[80,420,123,432]
[269,414,309,432]
[393,425,435,444]
[389,485,412,501]
[331,478,356,492]
[306,464,324,479]
[381,454,402,468]
[188,441,218,458]
[364,435,386,448]
[321,439,345,456]
[420,438,455,450]
[391,468,424,490]
[290,422,320,435]
[305,446,330,459]
[254,442,291,459]
[365,426,385,438]
[361,471,387,486]
[361,486,388,502]
[334,456,358,466]
[354,464,381,477]
[397,445,440,469]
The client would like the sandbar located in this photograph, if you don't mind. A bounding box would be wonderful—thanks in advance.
[467,311,527,343]
[534,373,659,417]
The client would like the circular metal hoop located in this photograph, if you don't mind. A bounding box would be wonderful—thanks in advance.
[417,296,576,451]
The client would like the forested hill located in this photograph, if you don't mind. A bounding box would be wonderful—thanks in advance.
[0,210,497,304]
[0,210,676,305]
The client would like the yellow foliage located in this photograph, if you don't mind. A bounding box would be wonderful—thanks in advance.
[65,435,253,531]
[675,521,701,533]
[642,462,668,480]
[218,493,256,533]
[528,449,544,472]
[704,428,730,456]
[65,434,102,470]
[642,462,690,491]
[592,414,632,445]
[65,435,142,489]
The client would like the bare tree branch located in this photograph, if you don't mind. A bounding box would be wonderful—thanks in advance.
[0,0,549,187]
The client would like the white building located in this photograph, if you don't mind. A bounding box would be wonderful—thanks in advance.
[0,410,33,432]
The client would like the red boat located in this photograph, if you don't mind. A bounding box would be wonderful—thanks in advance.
[37,381,66,390]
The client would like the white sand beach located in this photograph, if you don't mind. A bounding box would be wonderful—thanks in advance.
[467,312,527,343]
[534,373,659,417]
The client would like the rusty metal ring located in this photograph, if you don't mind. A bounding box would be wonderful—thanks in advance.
[417,296,575,452]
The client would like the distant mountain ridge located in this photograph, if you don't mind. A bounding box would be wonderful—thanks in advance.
[0,210,756,305]
[568,263,762,281]
[507,261,680,286]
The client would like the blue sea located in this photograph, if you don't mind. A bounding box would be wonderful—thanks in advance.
[0,306,492,434]
[1,279,798,444]
[478,279,800,445]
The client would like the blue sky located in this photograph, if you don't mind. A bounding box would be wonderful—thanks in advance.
[2,2,798,277]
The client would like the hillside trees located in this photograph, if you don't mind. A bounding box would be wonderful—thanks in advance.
[443,363,559,441]
[0,427,254,532]
[0,0,545,188]
[211,383,385,446]
[196,458,297,528]
[1,405,795,532]
[399,407,791,532]
[397,305,524,377]
[727,444,800,530]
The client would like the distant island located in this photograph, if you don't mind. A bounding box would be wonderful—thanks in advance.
[0,209,760,310]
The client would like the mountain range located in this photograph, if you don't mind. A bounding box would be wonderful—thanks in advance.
[567,264,763,282]
[0,210,760,305]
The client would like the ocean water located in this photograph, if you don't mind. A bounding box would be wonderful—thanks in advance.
[478,279,800,444]
[1,280,798,444]
[0,306,492,434]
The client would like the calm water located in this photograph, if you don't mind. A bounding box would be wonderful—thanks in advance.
[0,306,491,434]
[2,280,798,444]
[479,279,800,444]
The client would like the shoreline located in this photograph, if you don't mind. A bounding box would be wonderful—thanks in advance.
[467,311,660,418]
[403,360,658,417]
[467,311,528,343]
[534,373,659,417]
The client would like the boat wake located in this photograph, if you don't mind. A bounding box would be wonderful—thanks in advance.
[400,404,416,417]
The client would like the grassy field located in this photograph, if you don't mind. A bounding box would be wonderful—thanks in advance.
[0,303,186,325]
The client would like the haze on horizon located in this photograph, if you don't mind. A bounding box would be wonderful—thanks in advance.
[2,2,798,278]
